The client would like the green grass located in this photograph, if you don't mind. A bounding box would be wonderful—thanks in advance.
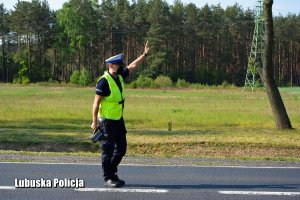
[0,84,300,161]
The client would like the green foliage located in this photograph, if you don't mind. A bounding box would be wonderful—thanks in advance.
[135,75,154,88]
[198,67,217,85]
[12,75,21,84]
[56,0,100,74]
[1,0,299,87]
[129,75,237,89]
[129,75,154,88]
[79,68,92,86]
[145,0,169,78]
[221,81,230,88]
[48,78,60,84]
[9,0,54,82]
[56,0,98,50]
[21,76,31,84]
[144,52,166,78]
[12,75,31,84]
[12,59,31,84]
[189,83,208,89]
[154,75,173,88]
[176,78,189,88]
[70,70,80,85]
[254,82,264,88]
[70,68,92,86]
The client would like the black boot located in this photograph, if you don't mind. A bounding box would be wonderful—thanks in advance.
[113,175,125,186]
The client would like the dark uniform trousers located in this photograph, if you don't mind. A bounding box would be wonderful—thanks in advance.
[100,117,127,181]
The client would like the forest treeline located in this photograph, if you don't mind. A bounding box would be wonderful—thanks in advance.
[0,0,299,86]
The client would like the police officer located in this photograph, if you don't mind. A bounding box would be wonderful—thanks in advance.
[91,41,150,188]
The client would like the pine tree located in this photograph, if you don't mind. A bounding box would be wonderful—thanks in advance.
[145,0,170,78]
[0,3,10,82]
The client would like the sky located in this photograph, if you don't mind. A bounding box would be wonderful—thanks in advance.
[1,0,299,16]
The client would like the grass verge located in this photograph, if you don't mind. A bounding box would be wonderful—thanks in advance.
[0,84,299,161]
[0,127,299,161]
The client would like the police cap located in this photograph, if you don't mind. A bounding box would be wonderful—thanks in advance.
[105,53,124,64]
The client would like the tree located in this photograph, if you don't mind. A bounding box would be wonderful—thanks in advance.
[30,0,55,82]
[145,0,170,78]
[262,0,292,129]
[169,0,183,79]
[56,0,100,76]
[0,3,10,82]
[183,3,198,82]
[10,1,32,81]
[131,0,150,79]
[1,0,299,86]
[10,0,54,82]
[274,14,300,86]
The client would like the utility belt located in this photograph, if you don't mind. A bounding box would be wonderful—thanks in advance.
[119,99,125,109]
[118,99,125,104]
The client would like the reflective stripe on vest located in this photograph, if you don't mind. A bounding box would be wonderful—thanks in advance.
[99,71,125,120]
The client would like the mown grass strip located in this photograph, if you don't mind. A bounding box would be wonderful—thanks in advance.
[0,85,299,161]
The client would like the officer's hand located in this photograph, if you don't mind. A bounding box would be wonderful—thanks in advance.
[144,41,150,55]
[91,122,97,134]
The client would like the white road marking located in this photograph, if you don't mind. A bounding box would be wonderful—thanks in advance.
[75,188,169,193]
[219,191,300,196]
[0,162,300,169]
[0,186,16,190]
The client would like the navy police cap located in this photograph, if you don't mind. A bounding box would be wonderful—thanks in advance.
[105,53,124,64]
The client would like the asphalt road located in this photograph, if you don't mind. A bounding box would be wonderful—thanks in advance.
[0,162,300,200]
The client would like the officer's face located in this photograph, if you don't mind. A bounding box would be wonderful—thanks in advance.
[111,63,125,75]
[111,64,120,73]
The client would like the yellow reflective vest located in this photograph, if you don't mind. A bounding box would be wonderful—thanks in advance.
[98,71,125,120]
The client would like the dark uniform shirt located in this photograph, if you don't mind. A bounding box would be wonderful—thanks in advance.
[96,68,129,96]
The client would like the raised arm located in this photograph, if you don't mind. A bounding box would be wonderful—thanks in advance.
[127,41,150,74]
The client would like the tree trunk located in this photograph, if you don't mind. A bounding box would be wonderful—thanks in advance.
[1,36,6,82]
[262,0,292,129]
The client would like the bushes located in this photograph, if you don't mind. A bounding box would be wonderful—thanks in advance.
[13,75,31,84]
[176,78,189,88]
[129,75,191,89]
[129,75,236,89]
[13,60,31,84]
[136,76,154,88]
[154,76,173,88]
[68,69,236,89]
[129,75,174,88]
[70,70,81,84]
[79,68,92,86]
[70,68,92,86]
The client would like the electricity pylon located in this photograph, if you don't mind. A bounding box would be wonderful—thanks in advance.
[244,0,264,91]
